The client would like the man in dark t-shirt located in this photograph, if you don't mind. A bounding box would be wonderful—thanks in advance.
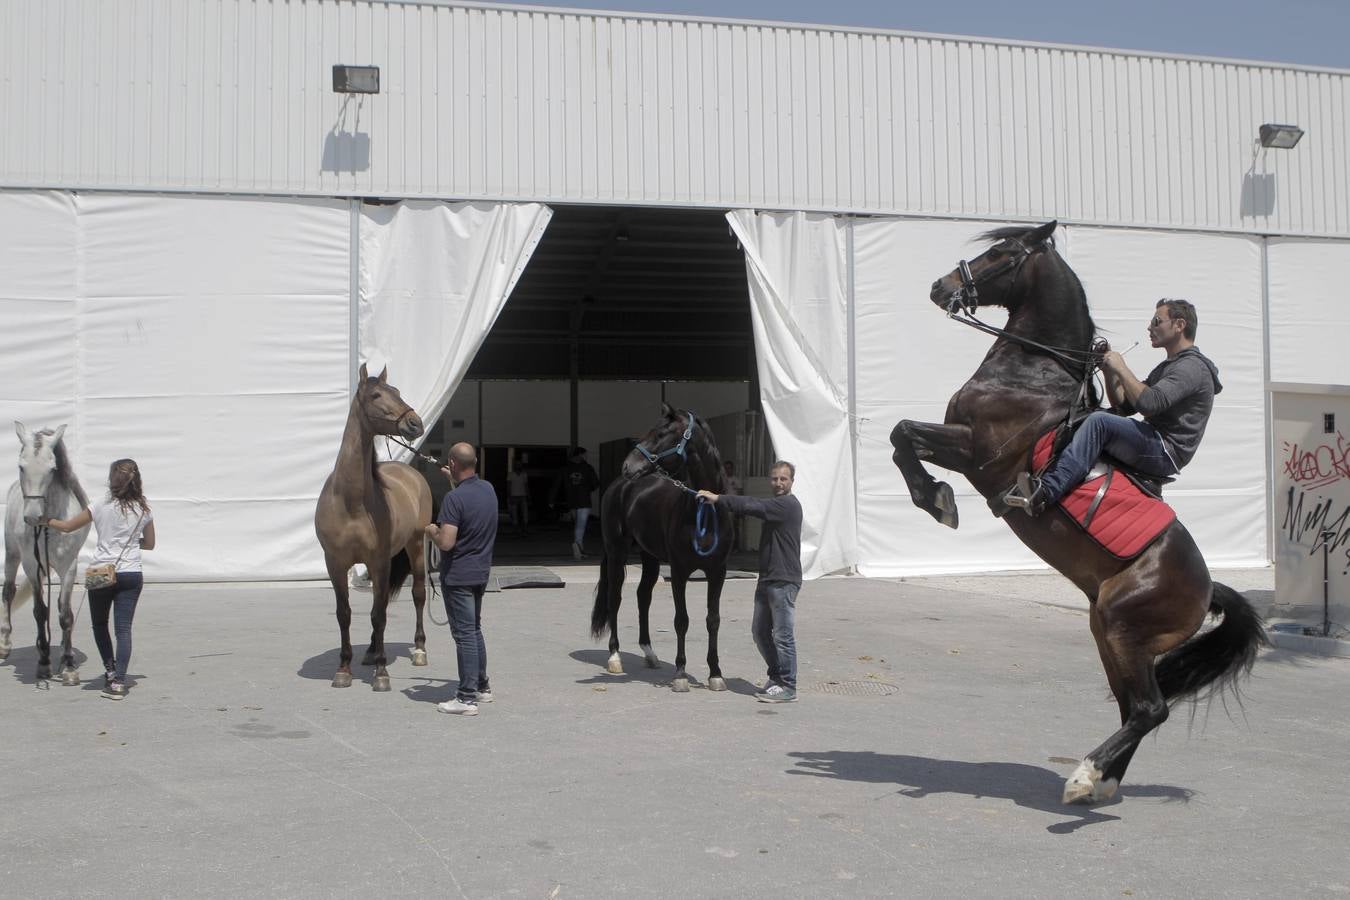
[425,442,499,717]
[698,460,804,703]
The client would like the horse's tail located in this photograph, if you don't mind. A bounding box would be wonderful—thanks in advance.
[590,546,611,639]
[1156,582,1268,705]
[387,549,412,602]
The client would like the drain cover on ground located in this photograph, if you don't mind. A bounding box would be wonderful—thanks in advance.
[809,680,899,697]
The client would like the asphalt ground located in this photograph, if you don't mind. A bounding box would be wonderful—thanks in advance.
[1,566,1346,900]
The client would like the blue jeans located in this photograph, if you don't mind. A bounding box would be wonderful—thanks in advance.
[1040,411,1177,503]
[572,507,591,546]
[752,580,799,690]
[443,583,488,702]
[88,571,143,681]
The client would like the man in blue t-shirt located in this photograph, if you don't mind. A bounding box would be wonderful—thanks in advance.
[425,442,499,717]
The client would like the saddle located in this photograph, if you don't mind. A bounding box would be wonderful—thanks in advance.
[992,427,1177,561]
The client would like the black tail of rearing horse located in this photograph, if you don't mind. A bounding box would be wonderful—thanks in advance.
[1155,582,1268,706]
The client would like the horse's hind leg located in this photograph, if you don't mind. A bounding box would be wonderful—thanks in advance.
[704,566,727,691]
[635,553,661,669]
[889,420,973,529]
[1064,589,1201,804]
[669,570,692,693]
[366,565,392,691]
[56,570,79,685]
[325,554,355,688]
[409,539,429,667]
[0,548,17,659]
[604,549,628,675]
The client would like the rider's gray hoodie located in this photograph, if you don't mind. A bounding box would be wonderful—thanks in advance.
[1118,346,1223,470]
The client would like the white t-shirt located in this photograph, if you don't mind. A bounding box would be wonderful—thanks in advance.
[89,499,153,572]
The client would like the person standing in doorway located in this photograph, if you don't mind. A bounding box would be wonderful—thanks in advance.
[425,442,498,717]
[561,447,599,560]
[45,459,156,700]
[507,458,530,536]
[697,460,803,703]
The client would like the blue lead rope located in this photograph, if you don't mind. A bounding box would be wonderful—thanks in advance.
[692,495,720,557]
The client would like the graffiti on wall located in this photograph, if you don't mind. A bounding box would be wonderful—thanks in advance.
[1281,431,1350,490]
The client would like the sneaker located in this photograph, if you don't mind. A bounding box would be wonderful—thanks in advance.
[102,680,127,700]
[437,698,479,716]
[571,542,582,560]
[474,689,494,703]
[756,684,797,703]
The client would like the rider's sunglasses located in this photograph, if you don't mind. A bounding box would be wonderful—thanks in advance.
[1150,315,1167,327]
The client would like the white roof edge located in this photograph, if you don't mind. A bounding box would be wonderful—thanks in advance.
[377,0,1350,76]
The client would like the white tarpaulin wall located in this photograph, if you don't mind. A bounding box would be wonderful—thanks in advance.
[1267,239,1350,385]
[735,211,1271,577]
[360,200,552,462]
[0,190,552,582]
[726,210,857,578]
[0,190,351,582]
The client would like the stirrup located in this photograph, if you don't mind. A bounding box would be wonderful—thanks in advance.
[1003,472,1043,511]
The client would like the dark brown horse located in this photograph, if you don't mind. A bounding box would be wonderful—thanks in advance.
[314,365,432,691]
[890,220,1265,804]
[590,405,734,692]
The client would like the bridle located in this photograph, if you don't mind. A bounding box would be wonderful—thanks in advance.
[634,411,696,473]
[941,237,1102,376]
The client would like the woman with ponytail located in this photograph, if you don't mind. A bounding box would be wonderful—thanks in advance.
[46,459,156,699]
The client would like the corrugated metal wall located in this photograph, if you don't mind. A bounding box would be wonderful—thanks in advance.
[2,0,1347,237]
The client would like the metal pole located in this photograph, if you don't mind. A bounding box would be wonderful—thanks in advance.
[1322,529,1335,637]
[349,199,361,397]
[845,216,860,577]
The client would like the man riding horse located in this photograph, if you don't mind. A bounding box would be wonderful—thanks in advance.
[1005,297,1221,515]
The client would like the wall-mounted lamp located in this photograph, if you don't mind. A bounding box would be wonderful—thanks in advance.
[1259,123,1304,149]
[332,65,380,94]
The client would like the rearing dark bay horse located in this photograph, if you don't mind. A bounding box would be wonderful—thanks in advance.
[890,220,1265,804]
[590,404,735,692]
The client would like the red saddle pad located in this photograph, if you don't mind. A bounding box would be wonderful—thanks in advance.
[1030,431,1175,560]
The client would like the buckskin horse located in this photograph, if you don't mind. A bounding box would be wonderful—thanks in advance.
[590,405,735,692]
[315,365,433,691]
[890,220,1265,804]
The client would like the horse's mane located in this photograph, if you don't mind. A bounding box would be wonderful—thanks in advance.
[687,414,728,494]
[34,429,90,509]
[976,224,1058,249]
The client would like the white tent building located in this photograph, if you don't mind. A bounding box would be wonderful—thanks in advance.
[1,0,1347,582]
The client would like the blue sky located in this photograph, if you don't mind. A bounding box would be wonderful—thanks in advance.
[495,0,1349,69]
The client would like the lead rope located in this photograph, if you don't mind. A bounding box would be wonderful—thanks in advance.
[642,468,721,557]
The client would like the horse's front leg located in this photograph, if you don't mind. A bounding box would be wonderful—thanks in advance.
[889,420,973,529]
[703,566,727,692]
[56,566,79,685]
[669,569,692,693]
[32,573,51,680]
[635,553,661,669]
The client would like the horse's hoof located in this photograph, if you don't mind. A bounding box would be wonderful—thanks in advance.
[372,675,392,692]
[935,483,959,530]
[606,656,624,675]
[36,665,51,680]
[61,669,80,686]
[1062,759,1114,805]
[671,677,690,693]
[0,647,10,660]
[411,648,428,666]
[332,672,353,688]
[707,676,727,692]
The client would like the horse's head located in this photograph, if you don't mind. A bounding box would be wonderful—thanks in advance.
[354,364,424,440]
[930,220,1059,314]
[622,404,724,490]
[15,421,67,526]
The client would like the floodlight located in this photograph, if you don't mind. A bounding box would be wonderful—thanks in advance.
[333,65,380,94]
[1258,123,1304,149]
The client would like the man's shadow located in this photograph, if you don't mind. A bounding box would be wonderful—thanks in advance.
[787,749,1195,834]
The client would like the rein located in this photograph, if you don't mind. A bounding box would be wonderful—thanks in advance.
[382,435,441,466]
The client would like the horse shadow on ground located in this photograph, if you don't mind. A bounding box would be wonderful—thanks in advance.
[569,648,760,695]
[297,643,425,682]
[0,645,91,687]
[786,750,1196,834]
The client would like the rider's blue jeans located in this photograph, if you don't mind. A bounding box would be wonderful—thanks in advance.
[1039,411,1177,504]
[88,571,142,681]
[752,580,799,691]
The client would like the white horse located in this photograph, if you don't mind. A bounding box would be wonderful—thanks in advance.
[1,423,92,683]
